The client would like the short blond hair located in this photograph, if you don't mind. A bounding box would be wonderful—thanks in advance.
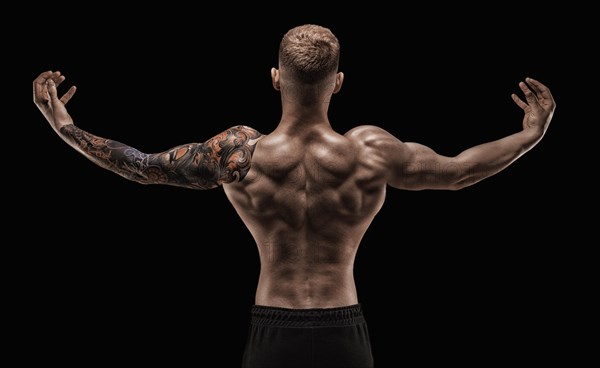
[279,24,340,84]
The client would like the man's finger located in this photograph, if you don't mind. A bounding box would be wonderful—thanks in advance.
[526,77,554,101]
[519,81,538,106]
[54,75,66,88]
[47,79,59,101]
[34,71,53,84]
[511,93,528,111]
[61,86,77,105]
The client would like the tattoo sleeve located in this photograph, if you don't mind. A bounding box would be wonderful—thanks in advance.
[59,124,262,189]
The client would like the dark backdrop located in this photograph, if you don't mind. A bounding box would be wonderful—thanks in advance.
[15,5,590,366]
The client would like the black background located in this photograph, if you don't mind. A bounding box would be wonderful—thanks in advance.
[14,5,591,366]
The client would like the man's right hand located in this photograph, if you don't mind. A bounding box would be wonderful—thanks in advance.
[512,77,556,135]
[33,71,77,132]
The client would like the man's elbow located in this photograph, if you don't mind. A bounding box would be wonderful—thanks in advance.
[442,159,493,190]
[446,170,488,190]
[446,179,473,191]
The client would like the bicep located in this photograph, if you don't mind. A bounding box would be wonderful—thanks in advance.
[144,125,262,189]
[390,142,469,190]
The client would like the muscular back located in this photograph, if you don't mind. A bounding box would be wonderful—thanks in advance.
[224,125,390,308]
[35,68,555,309]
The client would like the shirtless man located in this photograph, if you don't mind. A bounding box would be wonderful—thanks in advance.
[34,24,555,368]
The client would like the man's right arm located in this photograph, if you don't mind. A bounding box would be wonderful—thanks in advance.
[34,71,262,189]
[349,78,556,190]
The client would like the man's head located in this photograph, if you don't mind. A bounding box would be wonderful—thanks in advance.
[272,24,344,104]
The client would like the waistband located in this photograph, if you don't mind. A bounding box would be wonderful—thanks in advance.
[250,304,366,327]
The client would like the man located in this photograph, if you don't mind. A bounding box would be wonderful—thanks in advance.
[34,24,555,368]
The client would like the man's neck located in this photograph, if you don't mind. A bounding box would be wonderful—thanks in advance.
[277,99,332,132]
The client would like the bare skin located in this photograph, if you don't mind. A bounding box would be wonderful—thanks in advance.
[34,69,555,308]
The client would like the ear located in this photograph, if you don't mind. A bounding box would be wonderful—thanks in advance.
[333,72,344,94]
[271,68,281,91]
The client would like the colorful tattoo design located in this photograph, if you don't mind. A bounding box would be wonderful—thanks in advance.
[60,125,262,189]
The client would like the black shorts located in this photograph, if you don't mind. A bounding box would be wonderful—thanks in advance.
[242,304,374,368]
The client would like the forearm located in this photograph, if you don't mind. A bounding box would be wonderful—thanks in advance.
[59,124,153,184]
[455,128,544,187]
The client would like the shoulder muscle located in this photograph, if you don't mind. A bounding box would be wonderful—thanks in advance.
[345,125,414,185]
[196,125,263,185]
[346,125,410,163]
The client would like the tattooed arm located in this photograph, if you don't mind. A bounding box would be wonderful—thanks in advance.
[60,124,262,188]
[34,71,262,189]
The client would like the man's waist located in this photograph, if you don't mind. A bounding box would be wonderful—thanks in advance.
[249,304,365,327]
